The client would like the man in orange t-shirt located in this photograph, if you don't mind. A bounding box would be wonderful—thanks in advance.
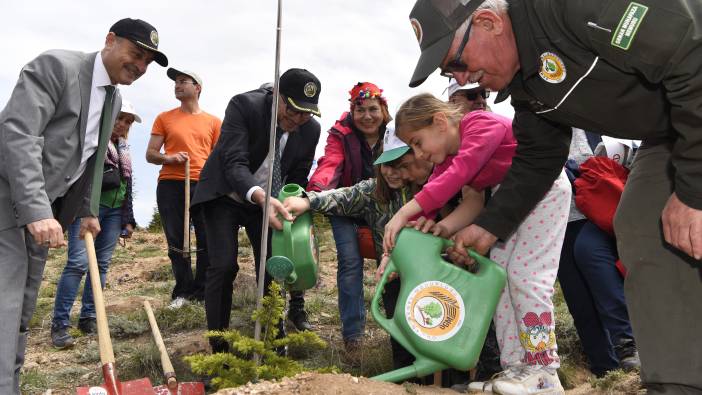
[146,68,221,307]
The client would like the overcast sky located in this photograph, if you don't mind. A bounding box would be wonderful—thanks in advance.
[0,1,514,226]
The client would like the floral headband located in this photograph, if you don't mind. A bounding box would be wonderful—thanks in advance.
[349,82,386,105]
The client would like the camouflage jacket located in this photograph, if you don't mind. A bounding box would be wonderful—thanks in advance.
[308,178,412,261]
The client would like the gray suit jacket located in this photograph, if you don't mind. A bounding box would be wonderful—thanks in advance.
[0,50,121,231]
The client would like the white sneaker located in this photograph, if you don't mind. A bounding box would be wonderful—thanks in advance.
[492,365,564,395]
[168,297,188,309]
[467,381,493,393]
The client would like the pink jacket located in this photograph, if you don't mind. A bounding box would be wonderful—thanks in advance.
[414,111,517,216]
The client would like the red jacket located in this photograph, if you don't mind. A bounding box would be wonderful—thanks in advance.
[308,112,375,192]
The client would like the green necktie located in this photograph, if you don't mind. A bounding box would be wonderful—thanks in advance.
[88,85,116,215]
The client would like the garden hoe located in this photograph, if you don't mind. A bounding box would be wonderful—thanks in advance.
[77,232,155,395]
[143,300,205,395]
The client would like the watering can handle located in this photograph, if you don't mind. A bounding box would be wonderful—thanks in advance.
[370,258,399,333]
[283,219,294,258]
[443,239,494,271]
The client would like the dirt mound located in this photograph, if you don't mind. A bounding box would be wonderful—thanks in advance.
[214,372,458,395]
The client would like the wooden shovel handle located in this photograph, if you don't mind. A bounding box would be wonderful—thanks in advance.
[183,159,190,258]
[143,301,176,384]
[85,232,115,365]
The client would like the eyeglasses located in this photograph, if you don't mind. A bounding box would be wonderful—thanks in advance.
[464,90,489,100]
[440,21,473,78]
[284,100,314,120]
[175,80,197,85]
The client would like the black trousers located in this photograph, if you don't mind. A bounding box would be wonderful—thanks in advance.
[156,180,209,300]
[201,196,304,352]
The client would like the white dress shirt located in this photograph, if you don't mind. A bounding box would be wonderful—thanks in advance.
[245,131,289,203]
[68,52,114,186]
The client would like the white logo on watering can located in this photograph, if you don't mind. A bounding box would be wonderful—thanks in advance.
[405,281,465,342]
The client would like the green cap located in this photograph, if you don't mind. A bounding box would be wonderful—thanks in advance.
[408,0,485,87]
[374,126,411,165]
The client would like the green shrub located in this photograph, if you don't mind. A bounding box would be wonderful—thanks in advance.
[185,282,328,391]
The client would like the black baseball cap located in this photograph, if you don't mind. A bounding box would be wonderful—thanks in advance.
[408,0,484,87]
[110,18,168,67]
[279,68,321,117]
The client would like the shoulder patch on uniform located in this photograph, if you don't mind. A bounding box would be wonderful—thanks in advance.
[539,52,566,84]
[611,2,648,50]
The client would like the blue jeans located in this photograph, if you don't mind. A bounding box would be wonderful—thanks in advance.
[52,206,122,328]
[329,216,365,340]
[558,219,634,376]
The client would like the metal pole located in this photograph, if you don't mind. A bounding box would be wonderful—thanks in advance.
[254,0,282,359]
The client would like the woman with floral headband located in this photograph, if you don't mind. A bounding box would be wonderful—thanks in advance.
[307,82,391,352]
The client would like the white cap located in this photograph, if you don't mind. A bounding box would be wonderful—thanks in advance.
[120,99,141,123]
[374,124,410,165]
[167,67,204,87]
[447,80,481,97]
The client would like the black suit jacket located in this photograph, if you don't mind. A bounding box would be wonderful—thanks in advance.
[192,87,320,208]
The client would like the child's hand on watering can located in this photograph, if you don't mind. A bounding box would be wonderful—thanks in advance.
[383,212,409,253]
[375,253,398,283]
[409,216,451,238]
[283,196,310,218]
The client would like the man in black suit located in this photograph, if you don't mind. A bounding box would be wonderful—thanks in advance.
[192,69,321,352]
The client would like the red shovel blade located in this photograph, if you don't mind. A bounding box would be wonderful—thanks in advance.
[77,377,156,395]
[153,382,206,395]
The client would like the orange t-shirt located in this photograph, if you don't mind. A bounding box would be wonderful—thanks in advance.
[151,108,222,181]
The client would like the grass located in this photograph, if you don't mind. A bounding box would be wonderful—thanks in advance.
[109,312,150,338]
[591,369,642,394]
[154,302,207,333]
[24,226,638,394]
[29,298,54,329]
[117,343,164,384]
[20,369,49,394]
[146,263,172,281]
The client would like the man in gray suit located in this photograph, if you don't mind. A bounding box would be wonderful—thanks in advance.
[0,18,167,393]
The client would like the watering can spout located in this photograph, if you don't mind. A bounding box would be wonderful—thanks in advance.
[372,358,446,383]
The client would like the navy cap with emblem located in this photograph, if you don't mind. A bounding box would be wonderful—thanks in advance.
[408,0,485,87]
[110,18,168,67]
[279,68,321,117]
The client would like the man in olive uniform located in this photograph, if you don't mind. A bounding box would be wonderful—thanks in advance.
[408,0,702,393]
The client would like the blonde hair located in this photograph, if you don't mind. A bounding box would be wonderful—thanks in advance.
[394,93,464,137]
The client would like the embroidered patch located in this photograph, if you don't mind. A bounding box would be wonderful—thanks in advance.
[539,52,566,84]
[410,18,423,46]
[405,281,465,342]
[303,82,317,98]
[150,30,159,47]
[611,2,648,50]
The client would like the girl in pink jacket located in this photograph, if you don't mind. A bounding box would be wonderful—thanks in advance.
[384,93,571,393]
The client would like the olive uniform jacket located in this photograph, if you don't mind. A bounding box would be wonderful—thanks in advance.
[475,0,702,239]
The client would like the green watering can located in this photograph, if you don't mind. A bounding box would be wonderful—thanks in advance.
[266,184,319,291]
[371,228,506,382]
